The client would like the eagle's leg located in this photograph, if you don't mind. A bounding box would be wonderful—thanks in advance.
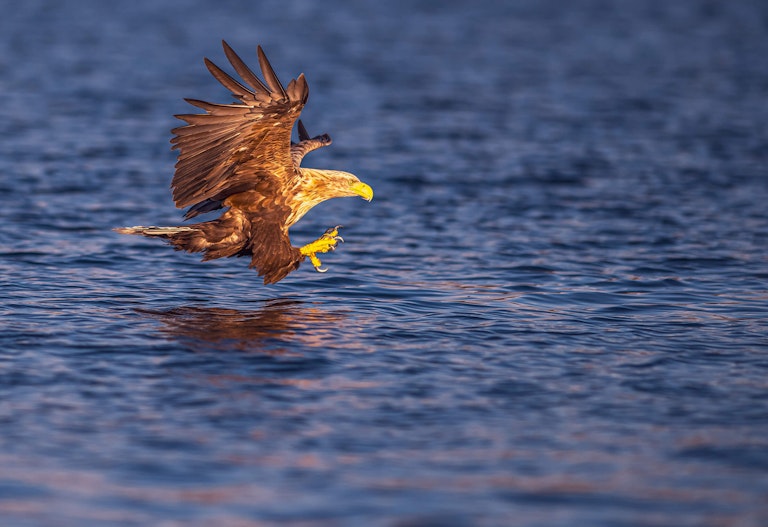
[299,225,344,273]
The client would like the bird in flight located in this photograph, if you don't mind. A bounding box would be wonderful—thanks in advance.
[115,41,373,284]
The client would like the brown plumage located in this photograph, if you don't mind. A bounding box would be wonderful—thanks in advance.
[115,41,373,284]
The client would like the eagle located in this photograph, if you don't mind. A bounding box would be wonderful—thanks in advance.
[115,41,373,284]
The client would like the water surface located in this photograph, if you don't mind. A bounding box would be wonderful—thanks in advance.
[1,1,767,525]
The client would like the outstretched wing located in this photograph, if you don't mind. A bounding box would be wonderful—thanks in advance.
[290,120,333,167]
[171,40,309,210]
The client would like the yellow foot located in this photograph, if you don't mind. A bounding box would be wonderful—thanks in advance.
[299,225,344,273]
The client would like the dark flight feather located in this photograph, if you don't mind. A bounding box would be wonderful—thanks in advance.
[222,41,270,94]
[256,45,288,99]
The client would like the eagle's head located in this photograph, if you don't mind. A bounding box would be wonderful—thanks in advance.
[322,170,374,202]
[287,168,373,227]
[299,169,373,202]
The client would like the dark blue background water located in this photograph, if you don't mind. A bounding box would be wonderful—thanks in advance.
[1,1,767,525]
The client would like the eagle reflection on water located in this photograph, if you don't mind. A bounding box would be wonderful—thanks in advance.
[138,299,349,354]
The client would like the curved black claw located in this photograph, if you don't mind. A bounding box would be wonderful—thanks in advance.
[323,225,343,236]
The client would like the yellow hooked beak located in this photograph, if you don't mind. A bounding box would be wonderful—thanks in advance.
[350,181,374,202]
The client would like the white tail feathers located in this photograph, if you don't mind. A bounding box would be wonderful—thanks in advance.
[113,226,198,236]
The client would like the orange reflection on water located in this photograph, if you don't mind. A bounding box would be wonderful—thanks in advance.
[138,299,370,354]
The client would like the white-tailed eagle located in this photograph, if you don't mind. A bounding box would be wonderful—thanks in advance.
[116,41,373,284]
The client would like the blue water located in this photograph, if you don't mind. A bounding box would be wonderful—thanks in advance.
[2,0,768,525]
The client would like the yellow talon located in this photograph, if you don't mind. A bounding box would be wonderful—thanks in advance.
[300,226,344,273]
